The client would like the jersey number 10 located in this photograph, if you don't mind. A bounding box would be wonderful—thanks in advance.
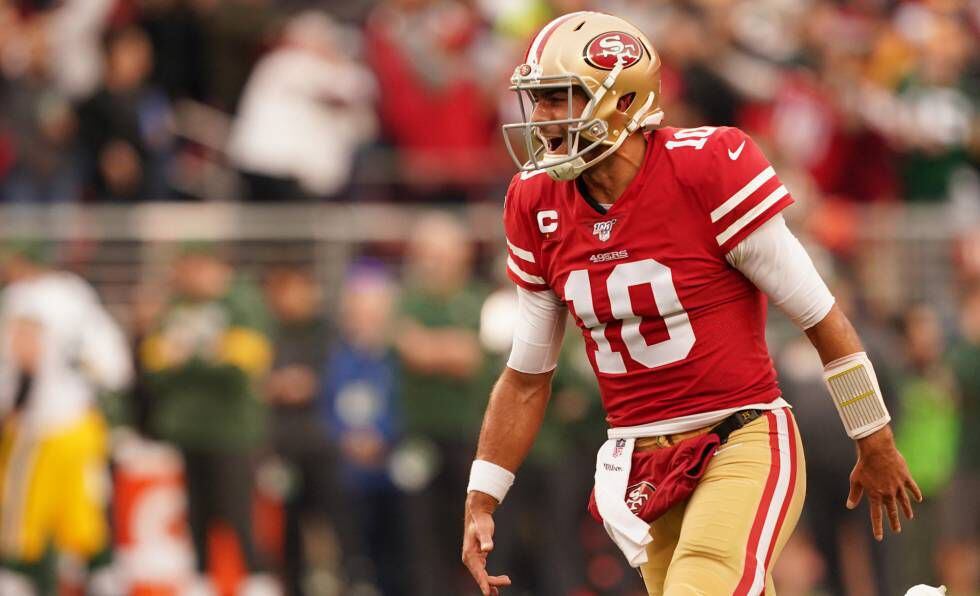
[564,259,696,374]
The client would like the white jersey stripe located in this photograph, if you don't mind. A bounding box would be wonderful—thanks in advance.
[508,255,547,285]
[506,238,536,263]
[748,408,793,595]
[715,185,788,247]
[710,166,775,223]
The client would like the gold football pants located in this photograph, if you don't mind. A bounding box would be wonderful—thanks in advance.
[0,411,110,562]
[639,408,806,596]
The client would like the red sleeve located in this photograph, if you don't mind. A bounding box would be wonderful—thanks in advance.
[502,175,550,292]
[696,128,794,254]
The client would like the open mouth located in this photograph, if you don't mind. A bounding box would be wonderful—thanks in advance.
[545,136,567,154]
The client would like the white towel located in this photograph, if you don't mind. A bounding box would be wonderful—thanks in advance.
[593,437,652,567]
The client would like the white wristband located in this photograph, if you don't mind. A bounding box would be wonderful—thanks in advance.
[467,460,515,504]
[822,352,891,439]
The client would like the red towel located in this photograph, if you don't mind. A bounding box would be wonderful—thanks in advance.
[588,432,721,524]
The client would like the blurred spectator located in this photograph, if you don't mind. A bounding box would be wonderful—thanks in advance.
[0,240,131,595]
[365,0,501,202]
[0,0,973,205]
[393,212,490,593]
[655,4,741,128]
[751,65,900,204]
[139,244,277,595]
[944,283,980,594]
[228,11,377,201]
[262,266,354,596]
[0,31,83,203]
[197,0,282,112]
[128,282,168,437]
[139,0,208,102]
[871,8,978,202]
[76,26,175,201]
[320,262,406,595]
[890,304,959,589]
[44,0,115,99]
[894,304,960,496]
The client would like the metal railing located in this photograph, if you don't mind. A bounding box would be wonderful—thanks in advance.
[0,201,969,324]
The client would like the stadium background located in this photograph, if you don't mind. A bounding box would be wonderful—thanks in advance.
[0,0,977,594]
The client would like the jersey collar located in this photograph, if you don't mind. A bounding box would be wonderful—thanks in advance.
[571,131,659,220]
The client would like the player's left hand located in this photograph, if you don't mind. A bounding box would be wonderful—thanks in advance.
[847,425,923,541]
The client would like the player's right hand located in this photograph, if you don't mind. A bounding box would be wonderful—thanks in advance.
[462,492,511,596]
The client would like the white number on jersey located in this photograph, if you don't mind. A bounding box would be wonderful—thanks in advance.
[664,126,717,151]
[564,259,696,374]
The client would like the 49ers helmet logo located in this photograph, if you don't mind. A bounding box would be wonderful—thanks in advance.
[584,31,643,70]
[625,481,656,514]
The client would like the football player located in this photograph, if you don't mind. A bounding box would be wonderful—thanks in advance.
[461,12,921,596]
[0,241,132,595]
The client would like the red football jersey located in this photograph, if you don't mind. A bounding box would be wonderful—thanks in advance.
[504,126,795,427]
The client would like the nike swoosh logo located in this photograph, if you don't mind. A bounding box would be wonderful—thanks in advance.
[728,140,746,160]
[714,442,743,455]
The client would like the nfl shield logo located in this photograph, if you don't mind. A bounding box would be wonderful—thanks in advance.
[593,219,617,242]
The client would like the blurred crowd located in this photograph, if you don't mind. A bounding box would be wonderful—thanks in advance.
[0,214,628,596]
[0,208,978,595]
[0,0,978,595]
[0,0,976,204]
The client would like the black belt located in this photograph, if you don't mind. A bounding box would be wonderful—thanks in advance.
[709,409,763,444]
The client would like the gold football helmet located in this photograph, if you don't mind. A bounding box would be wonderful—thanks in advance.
[502,12,664,181]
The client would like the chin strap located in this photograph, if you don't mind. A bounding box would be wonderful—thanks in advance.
[545,91,660,182]
[640,109,665,130]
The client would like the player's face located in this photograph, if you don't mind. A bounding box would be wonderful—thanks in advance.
[529,86,589,155]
